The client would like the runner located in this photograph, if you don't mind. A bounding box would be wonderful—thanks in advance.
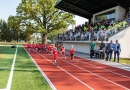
[61,46,66,60]
[32,43,35,51]
[37,43,41,52]
[70,45,75,62]
[27,42,31,52]
[45,44,48,53]
[35,43,38,52]
[49,45,54,57]
[53,47,59,66]
[59,44,63,55]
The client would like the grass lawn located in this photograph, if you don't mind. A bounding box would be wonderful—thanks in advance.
[120,58,130,65]
[11,45,51,90]
[0,45,16,88]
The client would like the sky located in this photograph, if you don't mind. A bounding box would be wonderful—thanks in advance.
[0,0,88,29]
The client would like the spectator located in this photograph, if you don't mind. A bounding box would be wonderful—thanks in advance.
[89,40,96,58]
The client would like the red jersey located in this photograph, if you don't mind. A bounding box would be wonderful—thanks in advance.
[49,46,53,52]
[53,50,58,60]
[37,44,41,48]
[70,48,75,54]
[53,50,58,56]
[62,48,65,54]
[32,44,35,48]
[27,44,31,48]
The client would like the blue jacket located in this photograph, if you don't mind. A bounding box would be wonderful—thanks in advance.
[113,43,121,52]
[107,43,114,51]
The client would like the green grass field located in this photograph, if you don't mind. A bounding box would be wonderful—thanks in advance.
[0,44,130,90]
[0,45,16,88]
[0,45,51,90]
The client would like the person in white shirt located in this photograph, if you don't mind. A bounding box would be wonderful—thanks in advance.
[70,32,72,40]
[81,33,84,41]
[74,33,77,41]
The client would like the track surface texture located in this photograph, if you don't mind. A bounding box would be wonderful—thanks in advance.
[24,46,130,90]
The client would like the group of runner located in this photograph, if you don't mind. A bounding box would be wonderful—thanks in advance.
[26,42,75,66]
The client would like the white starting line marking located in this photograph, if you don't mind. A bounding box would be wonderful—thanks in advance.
[37,53,94,90]
[23,46,57,90]
[6,45,18,90]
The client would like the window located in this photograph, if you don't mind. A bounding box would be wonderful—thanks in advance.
[95,10,115,22]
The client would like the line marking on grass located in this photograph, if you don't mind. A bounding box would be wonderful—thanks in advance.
[6,45,18,90]
[0,89,6,90]
[37,53,94,90]
[23,45,57,90]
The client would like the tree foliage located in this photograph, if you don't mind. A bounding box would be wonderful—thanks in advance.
[8,15,26,42]
[16,0,75,43]
[0,19,12,41]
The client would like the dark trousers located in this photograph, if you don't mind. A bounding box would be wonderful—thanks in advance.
[90,50,94,58]
[114,51,120,63]
[106,50,113,61]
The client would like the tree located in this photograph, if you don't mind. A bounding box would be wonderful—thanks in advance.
[0,19,11,42]
[16,0,75,43]
[8,15,26,42]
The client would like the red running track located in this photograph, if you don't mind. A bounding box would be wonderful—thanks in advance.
[24,46,130,90]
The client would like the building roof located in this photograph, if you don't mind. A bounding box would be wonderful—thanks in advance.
[55,0,130,19]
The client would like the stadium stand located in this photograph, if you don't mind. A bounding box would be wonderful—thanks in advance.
[57,13,130,41]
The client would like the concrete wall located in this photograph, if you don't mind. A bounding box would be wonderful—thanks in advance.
[92,6,126,22]
[116,6,126,20]
[59,41,103,54]
[109,27,130,58]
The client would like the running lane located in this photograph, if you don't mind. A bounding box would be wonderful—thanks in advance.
[24,47,93,90]
[39,51,129,90]
[24,45,130,90]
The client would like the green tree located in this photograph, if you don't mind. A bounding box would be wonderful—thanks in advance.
[8,15,26,42]
[0,19,11,42]
[16,0,75,43]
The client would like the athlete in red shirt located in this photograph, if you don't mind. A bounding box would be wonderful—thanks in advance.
[70,45,75,62]
[53,47,59,66]
[37,43,41,52]
[27,42,31,52]
[61,46,66,60]
[49,45,53,56]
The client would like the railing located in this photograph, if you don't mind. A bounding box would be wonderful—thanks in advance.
[57,24,130,42]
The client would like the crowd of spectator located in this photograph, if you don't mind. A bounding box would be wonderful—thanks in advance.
[57,13,130,41]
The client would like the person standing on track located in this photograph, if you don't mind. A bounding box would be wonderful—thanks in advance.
[53,47,59,66]
[89,40,96,58]
[70,45,75,62]
[61,46,66,60]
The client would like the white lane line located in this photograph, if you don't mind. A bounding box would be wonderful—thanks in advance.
[75,55,130,71]
[37,53,94,90]
[79,60,130,79]
[23,46,57,90]
[6,45,18,90]
[71,55,130,79]
[60,58,130,90]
